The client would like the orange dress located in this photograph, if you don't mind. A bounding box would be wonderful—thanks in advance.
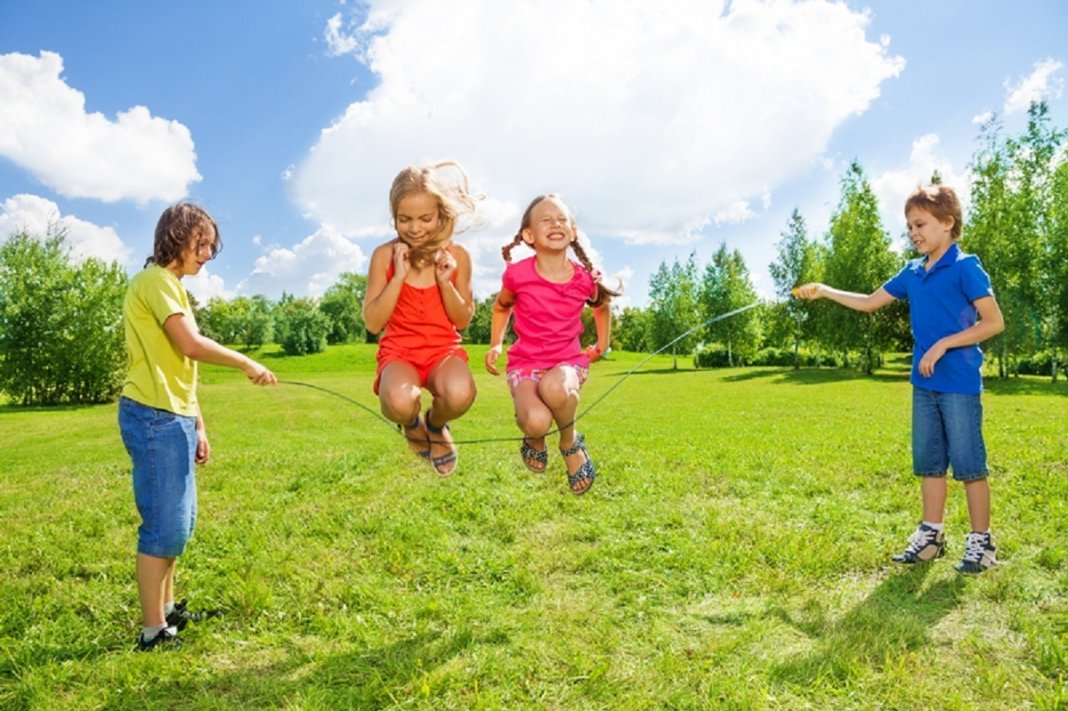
[374,263,467,392]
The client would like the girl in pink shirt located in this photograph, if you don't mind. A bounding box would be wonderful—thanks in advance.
[485,195,618,494]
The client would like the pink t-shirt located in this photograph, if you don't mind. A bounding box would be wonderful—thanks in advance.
[502,256,597,371]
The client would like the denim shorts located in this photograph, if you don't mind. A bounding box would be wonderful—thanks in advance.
[911,387,988,481]
[118,397,198,557]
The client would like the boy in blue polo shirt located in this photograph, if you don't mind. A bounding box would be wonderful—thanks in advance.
[796,185,1005,574]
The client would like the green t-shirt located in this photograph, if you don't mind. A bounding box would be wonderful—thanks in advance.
[122,265,199,416]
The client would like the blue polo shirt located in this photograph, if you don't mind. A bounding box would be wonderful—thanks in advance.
[882,243,995,394]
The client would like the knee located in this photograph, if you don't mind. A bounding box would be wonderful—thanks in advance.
[515,406,552,435]
[439,379,476,414]
[379,386,421,421]
[538,374,577,408]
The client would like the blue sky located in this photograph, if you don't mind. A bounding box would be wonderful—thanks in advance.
[2,0,1066,307]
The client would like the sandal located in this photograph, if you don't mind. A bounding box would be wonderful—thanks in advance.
[401,415,430,460]
[426,409,458,476]
[560,433,595,495]
[520,437,548,473]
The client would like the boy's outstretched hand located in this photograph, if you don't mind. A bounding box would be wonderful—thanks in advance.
[793,283,825,300]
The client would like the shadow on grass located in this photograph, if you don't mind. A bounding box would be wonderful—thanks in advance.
[140,627,480,708]
[771,565,967,687]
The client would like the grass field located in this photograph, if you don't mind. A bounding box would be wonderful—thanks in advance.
[1,345,1066,710]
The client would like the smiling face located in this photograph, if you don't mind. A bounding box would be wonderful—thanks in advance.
[168,224,218,278]
[394,191,444,248]
[906,206,955,261]
[522,197,575,253]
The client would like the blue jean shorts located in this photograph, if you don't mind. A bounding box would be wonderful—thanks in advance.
[911,387,988,481]
[118,397,198,557]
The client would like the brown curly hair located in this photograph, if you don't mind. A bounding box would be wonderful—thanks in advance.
[501,194,621,308]
[145,203,221,269]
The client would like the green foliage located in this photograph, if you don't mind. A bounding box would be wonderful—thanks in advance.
[0,231,127,405]
[768,209,823,368]
[645,255,701,366]
[319,272,366,344]
[274,296,330,355]
[820,160,901,374]
[3,344,1067,708]
[463,295,497,345]
[699,243,762,365]
[612,306,650,352]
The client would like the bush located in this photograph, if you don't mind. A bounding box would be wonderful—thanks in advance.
[1016,350,1068,377]
[0,231,127,405]
[274,297,330,356]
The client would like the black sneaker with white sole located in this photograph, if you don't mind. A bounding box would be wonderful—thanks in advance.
[955,531,998,574]
[891,523,946,564]
[166,599,222,631]
[136,626,182,652]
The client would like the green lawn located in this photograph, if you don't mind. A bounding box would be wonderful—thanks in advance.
[1,345,1066,710]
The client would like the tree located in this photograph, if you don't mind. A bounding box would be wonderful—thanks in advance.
[319,272,366,344]
[768,209,821,367]
[274,296,330,356]
[645,255,700,369]
[0,230,127,405]
[613,306,650,352]
[464,295,497,345]
[699,243,761,366]
[820,160,900,374]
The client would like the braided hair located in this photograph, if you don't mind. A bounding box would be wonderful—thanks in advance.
[502,194,621,307]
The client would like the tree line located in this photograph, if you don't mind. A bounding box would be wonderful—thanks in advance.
[1,102,1064,405]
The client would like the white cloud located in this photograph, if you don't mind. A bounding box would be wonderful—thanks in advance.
[1004,58,1065,115]
[714,200,757,226]
[294,0,903,249]
[0,51,200,203]
[870,133,970,241]
[972,110,994,125]
[0,193,132,264]
[184,267,230,303]
[324,13,361,57]
[235,224,367,299]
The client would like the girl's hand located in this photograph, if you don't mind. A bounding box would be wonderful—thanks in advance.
[585,344,603,362]
[918,340,947,378]
[392,241,411,280]
[435,246,457,285]
[195,428,211,464]
[485,344,503,375]
[793,283,825,300]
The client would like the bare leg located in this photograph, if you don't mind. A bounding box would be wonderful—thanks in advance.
[424,356,476,475]
[538,366,591,493]
[920,476,948,524]
[512,380,553,471]
[137,553,176,628]
[963,478,991,531]
[378,361,427,456]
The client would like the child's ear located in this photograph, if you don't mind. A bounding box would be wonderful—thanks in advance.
[521,228,535,245]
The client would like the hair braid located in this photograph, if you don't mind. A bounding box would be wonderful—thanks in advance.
[501,233,524,263]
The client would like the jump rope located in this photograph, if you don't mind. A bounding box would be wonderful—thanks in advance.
[279,300,764,448]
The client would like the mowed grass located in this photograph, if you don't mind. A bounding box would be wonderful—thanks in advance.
[1,345,1066,710]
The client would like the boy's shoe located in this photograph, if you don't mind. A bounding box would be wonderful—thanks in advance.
[166,599,222,631]
[136,627,182,652]
[955,531,998,574]
[891,523,946,564]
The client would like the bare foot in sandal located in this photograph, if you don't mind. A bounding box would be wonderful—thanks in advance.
[402,414,430,460]
[426,409,458,476]
[560,433,595,495]
[520,436,548,473]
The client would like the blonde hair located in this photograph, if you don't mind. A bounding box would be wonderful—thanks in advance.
[389,161,479,268]
[501,194,621,307]
[905,185,963,240]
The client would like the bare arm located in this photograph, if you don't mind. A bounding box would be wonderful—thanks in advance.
[484,286,514,375]
[163,314,276,384]
[362,242,406,334]
[588,303,611,360]
[795,283,896,313]
[917,295,1005,377]
[435,244,475,329]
